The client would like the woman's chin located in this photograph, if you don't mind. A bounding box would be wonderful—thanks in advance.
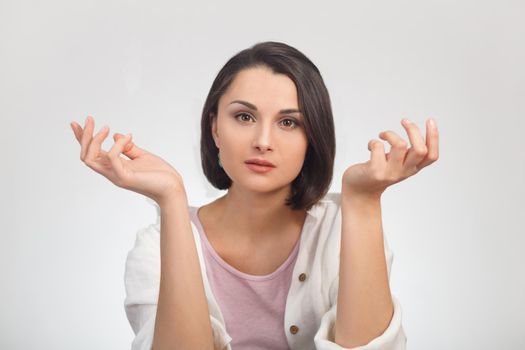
[230,179,292,195]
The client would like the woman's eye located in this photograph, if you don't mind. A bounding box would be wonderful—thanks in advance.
[235,113,253,123]
[281,118,299,129]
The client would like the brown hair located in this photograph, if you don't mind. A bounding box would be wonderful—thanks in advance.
[200,41,336,211]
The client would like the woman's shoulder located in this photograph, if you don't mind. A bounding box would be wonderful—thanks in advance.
[319,191,341,206]
[301,192,343,259]
[307,191,341,222]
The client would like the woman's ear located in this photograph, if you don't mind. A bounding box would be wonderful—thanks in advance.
[211,113,220,148]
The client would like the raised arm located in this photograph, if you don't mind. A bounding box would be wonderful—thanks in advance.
[154,192,215,350]
[335,118,438,346]
[70,115,215,349]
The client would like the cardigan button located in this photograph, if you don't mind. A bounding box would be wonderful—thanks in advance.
[298,273,307,282]
[290,325,299,334]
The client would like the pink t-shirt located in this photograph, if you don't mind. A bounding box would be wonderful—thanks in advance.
[189,206,300,350]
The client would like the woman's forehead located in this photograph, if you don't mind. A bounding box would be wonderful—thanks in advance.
[220,69,300,111]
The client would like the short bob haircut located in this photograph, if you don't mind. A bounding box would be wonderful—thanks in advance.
[200,41,336,211]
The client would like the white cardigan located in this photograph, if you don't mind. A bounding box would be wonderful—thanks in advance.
[124,192,407,349]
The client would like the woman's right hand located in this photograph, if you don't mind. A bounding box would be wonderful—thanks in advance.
[71,115,186,205]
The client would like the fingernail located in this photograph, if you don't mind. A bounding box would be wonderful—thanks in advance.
[402,118,411,124]
[428,118,436,129]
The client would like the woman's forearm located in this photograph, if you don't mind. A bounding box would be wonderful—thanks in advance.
[334,190,394,347]
[153,190,215,350]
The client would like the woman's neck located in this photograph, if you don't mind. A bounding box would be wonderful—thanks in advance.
[202,186,306,246]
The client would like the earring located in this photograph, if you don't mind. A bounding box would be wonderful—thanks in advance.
[218,154,223,168]
[298,166,305,178]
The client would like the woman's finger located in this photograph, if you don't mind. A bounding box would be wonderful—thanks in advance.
[80,116,95,161]
[400,119,428,171]
[70,122,82,143]
[367,139,387,170]
[113,133,148,159]
[378,130,408,170]
[85,126,110,163]
[417,118,439,170]
[107,133,133,182]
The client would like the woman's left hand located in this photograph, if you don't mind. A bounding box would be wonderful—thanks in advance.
[342,118,439,199]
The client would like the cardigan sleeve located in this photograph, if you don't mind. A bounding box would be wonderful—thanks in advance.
[124,222,232,350]
[313,233,407,349]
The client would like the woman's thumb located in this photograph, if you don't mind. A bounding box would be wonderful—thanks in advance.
[113,133,147,159]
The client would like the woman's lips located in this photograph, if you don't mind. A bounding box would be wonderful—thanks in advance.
[245,163,275,173]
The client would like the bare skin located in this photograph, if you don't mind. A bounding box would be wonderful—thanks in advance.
[70,116,184,204]
[71,116,215,349]
[197,195,306,276]
[335,117,439,346]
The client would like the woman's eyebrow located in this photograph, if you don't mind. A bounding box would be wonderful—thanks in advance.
[229,100,303,115]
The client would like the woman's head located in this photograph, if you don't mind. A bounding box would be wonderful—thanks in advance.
[200,41,335,211]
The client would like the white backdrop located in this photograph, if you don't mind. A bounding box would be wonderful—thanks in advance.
[1,0,523,349]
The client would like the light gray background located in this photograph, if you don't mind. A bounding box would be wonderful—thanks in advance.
[1,0,523,349]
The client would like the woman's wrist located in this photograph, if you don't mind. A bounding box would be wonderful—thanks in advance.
[155,180,188,209]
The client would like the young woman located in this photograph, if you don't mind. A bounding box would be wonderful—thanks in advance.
[70,41,438,350]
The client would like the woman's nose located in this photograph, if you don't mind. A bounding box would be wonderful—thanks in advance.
[251,122,273,152]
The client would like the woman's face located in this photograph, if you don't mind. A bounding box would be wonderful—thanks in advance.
[212,66,308,194]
